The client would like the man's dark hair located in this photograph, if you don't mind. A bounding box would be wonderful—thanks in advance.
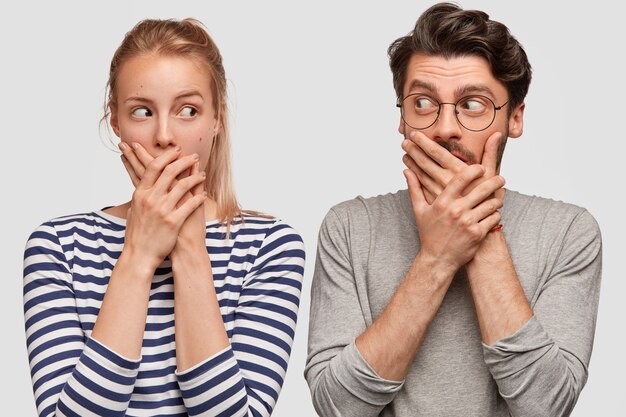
[389,3,532,111]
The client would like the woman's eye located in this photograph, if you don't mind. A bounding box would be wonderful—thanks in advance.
[179,106,198,118]
[131,107,152,118]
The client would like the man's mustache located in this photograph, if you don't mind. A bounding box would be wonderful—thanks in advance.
[434,139,477,164]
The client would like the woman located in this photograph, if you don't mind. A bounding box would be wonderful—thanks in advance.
[23,19,305,417]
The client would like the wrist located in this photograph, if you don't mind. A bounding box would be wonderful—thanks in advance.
[170,243,210,269]
[116,248,160,283]
[467,231,508,270]
[414,250,458,283]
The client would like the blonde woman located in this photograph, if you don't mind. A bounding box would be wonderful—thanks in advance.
[24,19,305,417]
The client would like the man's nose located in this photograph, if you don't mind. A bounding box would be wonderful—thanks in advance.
[430,103,462,142]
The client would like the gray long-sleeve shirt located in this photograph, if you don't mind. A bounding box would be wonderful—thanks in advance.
[305,189,602,417]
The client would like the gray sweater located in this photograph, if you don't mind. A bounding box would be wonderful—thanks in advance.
[305,189,602,417]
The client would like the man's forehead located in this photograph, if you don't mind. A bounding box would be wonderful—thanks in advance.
[404,53,505,98]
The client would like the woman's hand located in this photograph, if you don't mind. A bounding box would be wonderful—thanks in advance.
[120,143,206,269]
[120,142,208,257]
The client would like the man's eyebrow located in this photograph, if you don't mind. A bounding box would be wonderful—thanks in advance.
[454,84,495,99]
[407,79,438,94]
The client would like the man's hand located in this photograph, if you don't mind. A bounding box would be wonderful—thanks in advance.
[403,162,504,276]
[401,130,502,203]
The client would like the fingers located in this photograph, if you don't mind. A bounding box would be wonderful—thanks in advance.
[121,155,140,187]
[140,146,183,188]
[410,131,466,171]
[191,160,205,196]
[440,164,486,200]
[481,132,501,176]
[402,154,443,197]
[119,142,147,181]
[151,153,199,194]
[404,169,427,214]
[477,210,502,234]
[402,139,453,188]
[172,191,207,224]
[165,170,206,211]
[469,196,503,224]
[464,174,505,209]
[131,142,154,170]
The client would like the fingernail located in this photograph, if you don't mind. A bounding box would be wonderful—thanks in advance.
[192,153,199,160]
[195,161,200,170]
[175,146,182,152]
[409,131,416,138]
[402,140,409,148]
[119,142,128,151]
[132,142,139,150]
[201,171,206,178]
[203,191,208,198]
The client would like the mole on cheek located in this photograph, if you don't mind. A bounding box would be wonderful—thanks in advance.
[199,137,203,142]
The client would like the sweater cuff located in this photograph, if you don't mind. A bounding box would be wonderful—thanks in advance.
[482,315,554,380]
[332,341,404,406]
[175,347,246,415]
[84,337,141,377]
[56,337,140,415]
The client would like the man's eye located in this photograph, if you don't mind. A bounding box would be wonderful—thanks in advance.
[415,97,436,109]
[460,98,487,112]
[132,107,152,118]
[179,106,198,118]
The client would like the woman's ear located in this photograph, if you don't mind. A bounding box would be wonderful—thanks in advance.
[213,102,226,138]
[109,105,121,138]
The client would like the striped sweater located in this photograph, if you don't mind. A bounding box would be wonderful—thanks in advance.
[23,211,305,417]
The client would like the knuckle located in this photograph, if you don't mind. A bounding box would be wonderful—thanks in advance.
[433,200,446,214]
[146,159,163,173]
[163,164,175,176]
[468,225,483,240]
[163,218,176,229]
[449,205,463,219]
[460,215,472,228]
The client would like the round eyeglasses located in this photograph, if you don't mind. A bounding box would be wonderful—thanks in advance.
[397,94,508,132]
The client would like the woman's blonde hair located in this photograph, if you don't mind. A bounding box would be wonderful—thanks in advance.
[103,18,242,229]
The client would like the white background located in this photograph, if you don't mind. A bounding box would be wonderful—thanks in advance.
[2,1,624,415]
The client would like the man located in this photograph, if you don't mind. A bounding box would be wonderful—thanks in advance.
[304,3,602,417]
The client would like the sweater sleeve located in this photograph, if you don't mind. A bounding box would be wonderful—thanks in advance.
[482,210,602,417]
[175,220,305,416]
[305,208,404,417]
[23,222,141,417]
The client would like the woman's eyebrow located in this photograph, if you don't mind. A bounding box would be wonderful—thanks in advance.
[124,90,205,104]
[174,90,205,102]
[125,96,153,104]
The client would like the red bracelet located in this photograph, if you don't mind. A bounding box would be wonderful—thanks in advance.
[489,224,503,233]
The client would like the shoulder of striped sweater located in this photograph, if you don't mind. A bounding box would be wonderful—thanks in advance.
[239,211,300,233]
[27,211,114,238]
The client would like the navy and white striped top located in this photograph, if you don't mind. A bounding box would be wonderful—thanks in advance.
[23,211,305,417]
